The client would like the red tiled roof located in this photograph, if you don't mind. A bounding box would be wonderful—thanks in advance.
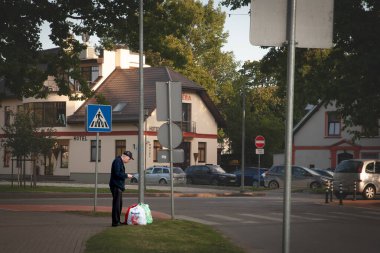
[67,67,225,127]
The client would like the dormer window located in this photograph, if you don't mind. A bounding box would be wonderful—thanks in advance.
[113,102,127,112]
[81,66,99,84]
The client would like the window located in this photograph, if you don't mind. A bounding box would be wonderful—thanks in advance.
[375,162,380,174]
[113,103,127,112]
[198,142,206,163]
[153,167,163,174]
[181,103,192,132]
[3,146,11,167]
[81,66,99,84]
[153,140,162,162]
[327,112,341,136]
[90,140,101,162]
[24,102,66,127]
[60,145,69,168]
[115,140,126,157]
[4,106,11,126]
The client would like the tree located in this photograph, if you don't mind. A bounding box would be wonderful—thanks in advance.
[122,0,239,103]
[222,0,380,137]
[2,110,56,186]
[0,0,238,105]
[221,61,285,167]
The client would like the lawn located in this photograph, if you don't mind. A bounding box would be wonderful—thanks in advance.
[85,219,245,253]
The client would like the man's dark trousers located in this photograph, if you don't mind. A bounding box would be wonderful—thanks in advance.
[111,186,123,225]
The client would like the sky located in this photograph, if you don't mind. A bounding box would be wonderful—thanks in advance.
[213,1,269,62]
[40,0,268,63]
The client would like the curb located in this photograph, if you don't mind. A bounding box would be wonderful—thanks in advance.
[0,191,265,199]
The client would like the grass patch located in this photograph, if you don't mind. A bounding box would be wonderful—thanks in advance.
[85,219,245,253]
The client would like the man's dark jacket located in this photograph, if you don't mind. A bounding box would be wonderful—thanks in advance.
[109,156,128,191]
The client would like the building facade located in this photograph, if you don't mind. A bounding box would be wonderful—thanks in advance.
[0,46,224,183]
[273,102,380,169]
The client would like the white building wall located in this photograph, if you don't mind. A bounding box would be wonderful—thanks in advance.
[294,150,331,169]
[0,48,220,182]
[292,103,380,169]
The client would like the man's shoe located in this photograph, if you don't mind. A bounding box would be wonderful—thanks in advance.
[112,223,120,227]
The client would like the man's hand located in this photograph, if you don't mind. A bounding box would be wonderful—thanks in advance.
[127,174,133,179]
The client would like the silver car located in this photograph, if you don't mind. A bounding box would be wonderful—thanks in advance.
[333,159,380,200]
[264,165,330,189]
[131,166,186,185]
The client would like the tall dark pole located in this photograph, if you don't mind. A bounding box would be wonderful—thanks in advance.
[283,0,296,253]
[240,82,246,192]
[138,0,145,203]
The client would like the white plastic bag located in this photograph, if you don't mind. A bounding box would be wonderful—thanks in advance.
[127,204,147,225]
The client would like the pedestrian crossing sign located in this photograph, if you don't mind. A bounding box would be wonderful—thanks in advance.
[86,104,112,132]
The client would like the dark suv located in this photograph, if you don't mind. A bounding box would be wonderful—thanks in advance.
[185,164,236,186]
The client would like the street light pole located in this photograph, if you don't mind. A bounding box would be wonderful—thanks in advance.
[240,82,246,192]
[138,0,145,203]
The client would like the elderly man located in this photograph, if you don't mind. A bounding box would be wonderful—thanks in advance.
[109,150,134,227]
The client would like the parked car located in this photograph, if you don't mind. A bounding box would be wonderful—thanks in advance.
[185,164,236,186]
[333,159,380,200]
[264,165,330,189]
[310,168,334,180]
[131,166,186,185]
[234,167,268,187]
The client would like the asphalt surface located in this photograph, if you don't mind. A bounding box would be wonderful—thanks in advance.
[1,181,379,253]
[0,181,255,253]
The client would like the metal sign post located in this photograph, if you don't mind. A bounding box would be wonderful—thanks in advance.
[86,104,112,212]
[156,81,182,220]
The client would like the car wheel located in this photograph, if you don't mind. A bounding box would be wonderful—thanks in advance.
[252,180,259,188]
[310,182,321,189]
[159,179,167,185]
[268,181,279,189]
[131,178,138,184]
[211,179,219,186]
[186,177,193,184]
[362,185,376,200]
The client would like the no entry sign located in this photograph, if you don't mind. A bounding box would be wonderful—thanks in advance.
[255,135,265,148]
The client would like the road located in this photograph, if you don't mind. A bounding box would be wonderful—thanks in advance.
[1,189,380,253]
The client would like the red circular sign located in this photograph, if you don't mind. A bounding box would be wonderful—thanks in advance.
[255,135,265,148]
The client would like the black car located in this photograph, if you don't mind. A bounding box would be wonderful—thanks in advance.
[234,167,268,187]
[185,164,236,186]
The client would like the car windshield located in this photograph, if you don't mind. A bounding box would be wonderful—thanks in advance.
[335,160,363,173]
[312,169,332,177]
[173,167,184,174]
[210,165,226,173]
[145,168,153,174]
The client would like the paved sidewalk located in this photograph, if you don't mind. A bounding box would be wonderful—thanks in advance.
[0,203,170,253]
[0,180,254,253]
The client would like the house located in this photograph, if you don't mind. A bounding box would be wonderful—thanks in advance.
[273,102,380,169]
[0,45,225,183]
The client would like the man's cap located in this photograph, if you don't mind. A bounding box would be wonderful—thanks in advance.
[123,151,134,160]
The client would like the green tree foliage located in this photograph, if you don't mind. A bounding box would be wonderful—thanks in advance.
[2,110,56,167]
[222,61,285,167]
[1,0,237,105]
[121,0,238,103]
[222,0,380,136]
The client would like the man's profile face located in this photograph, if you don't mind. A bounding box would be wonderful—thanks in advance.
[121,155,130,163]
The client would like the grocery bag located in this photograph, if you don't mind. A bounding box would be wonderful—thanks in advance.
[139,203,153,224]
[126,204,147,225]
